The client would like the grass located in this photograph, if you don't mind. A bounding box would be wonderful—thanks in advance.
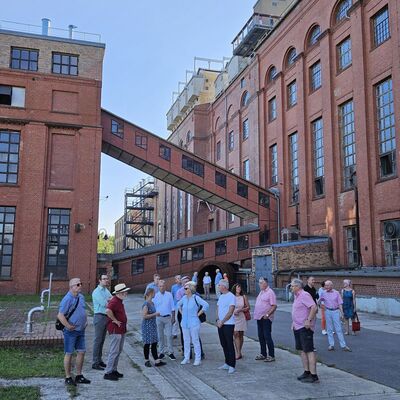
[0,294,93,303]
[0,386,40,400]
[0,347,64,379]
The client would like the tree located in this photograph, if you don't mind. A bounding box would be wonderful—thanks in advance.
[97,233,115,254]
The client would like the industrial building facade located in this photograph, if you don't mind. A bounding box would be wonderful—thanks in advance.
[158,0,400,270]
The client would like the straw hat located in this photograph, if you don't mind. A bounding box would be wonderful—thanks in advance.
[113,283,130,294]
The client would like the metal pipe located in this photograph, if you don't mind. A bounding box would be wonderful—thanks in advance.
[41,18,50,36]
[40,288,49,305]
[24,305,44,334]
[48,272,53,308]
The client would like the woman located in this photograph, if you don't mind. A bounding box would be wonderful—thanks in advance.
[203,272,212,300]
[318,281,327,335]
[232,283,249,360]
[177,281,209,366]
[342,279,357,335]
[141,288,166,367]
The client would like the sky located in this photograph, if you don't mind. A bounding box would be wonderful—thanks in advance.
[5,0,254,235]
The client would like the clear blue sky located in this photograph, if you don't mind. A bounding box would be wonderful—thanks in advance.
[5,0,253,235]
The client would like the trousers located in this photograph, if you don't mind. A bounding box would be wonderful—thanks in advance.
[156,316,173,354]
[182,325,201,362]
[256,318,275,358]
[92,314,108,364]
[325,309,347,348]
[105,334,125,374]
[218,324,235,368]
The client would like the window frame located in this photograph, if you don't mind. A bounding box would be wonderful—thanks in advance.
[287,80,297,108]
[52,52,79,76]
[268,97,277,122]
[111,120,123,138]
[289,133,299,204]
[337,37,352,72]
[242,119,249,141]
[216,140,222,161]
[156,252,169,268]
[131,258,144,275]
[215,240,227,256]
[228,131,234,152]
[10,47,39,71]
[0,206,16,278]
[372,6,390,48]
[237,235,249,251]
[312,118,325,197]
[310,61,322,92]
[0,130,20,185]
[270,144,278,186]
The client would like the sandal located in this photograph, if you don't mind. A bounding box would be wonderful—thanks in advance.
[235,355,243,360]
[255,354,266,360]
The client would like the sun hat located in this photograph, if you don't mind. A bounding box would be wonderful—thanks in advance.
[113,283,130,294]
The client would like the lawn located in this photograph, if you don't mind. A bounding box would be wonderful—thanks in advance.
[0,386,40,400]
[0,347,64,379]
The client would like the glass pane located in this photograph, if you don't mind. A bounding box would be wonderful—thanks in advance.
[20,60,29,70]
[53,64,61,74]
[61,65,69,74]
[21,50,29,60]
[61,55,69,64]
[30,51,38,61]
[70,66,78,75]
[53,54,61,63]
[70,56,78,66]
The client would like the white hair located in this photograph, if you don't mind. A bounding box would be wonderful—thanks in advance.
[291,278,303,288]
[218,279,229,289]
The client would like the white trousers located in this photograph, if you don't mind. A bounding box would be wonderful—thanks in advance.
[325,309,347,348]
[182,325,201,362]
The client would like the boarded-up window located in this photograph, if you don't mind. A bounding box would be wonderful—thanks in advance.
[49,133,75,189]
[52,90,78,114]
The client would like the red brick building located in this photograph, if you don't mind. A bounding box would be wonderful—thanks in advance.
[0,24,104,294]
[160,0,400,271]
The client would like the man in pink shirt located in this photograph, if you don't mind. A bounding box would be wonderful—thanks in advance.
[253,277,277,362]
[290,278,318,383]
[318,280,351,352]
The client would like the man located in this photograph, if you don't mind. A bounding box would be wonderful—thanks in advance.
[171,275,182,337]
[58,278,91,386]
[154,280,176,360]
[216,279,236,374]
[104,283,130,381]
[192,271,198,284]
[214,269,222,299]
[91,274,112,370]
[290,278,319,383]
[303,276,319,304]
[175,276,190,350]
[318,280,351,352]
[253,277,277,362]
[203,272,212,300]
[145,273,160,294]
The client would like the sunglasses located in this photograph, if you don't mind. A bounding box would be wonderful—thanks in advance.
[184,287,190,290]
[75,283,82,287]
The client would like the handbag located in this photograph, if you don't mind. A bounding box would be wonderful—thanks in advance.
[194,296,206,323]
[352,312,361,332]
[55,296,80,331]
[243,296,251,321]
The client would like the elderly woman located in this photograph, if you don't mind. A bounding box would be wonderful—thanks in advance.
[177,281,209,366]
[342,279,357,335]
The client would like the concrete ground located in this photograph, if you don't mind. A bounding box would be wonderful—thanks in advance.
[2,294,399,399]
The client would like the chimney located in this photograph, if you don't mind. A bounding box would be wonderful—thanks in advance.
[41,18,51,36]
[68,24,77,39]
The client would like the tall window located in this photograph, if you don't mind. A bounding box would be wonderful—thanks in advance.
[270,144,278,185]
[11,47,38,71]
[340,100,356,190]
[0,206,16,278]
[337,37,352,71]
[373,7,390,47]
[287,81,297,108]
[308,25,321,47]
[243,159,250,181]
[383,220,400,265]
[242,119,249,141]
[310,61,321,92]
[289,133,299,203]
[241,91,250,107]
[237,235,249,251]
[286,48,297,68]
[335,0,352,24]
[312,118,325,196]
[52,53,78,75]
[186,194,191,231]
[345,226,359,266]
[376,78,396,177]
[0,131,20,184]
[216,141,221,161]
[268,97,277,122]
[45,208,71,278]
[177,191,183,232]
[268,66,277,83]
[228,131,234,152]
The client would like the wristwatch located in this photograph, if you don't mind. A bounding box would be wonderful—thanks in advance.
[266,314,269,318]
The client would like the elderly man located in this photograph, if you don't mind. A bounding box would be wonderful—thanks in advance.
[319,280,351,352]
[154,280,176,360]
[303,276,319,304]
[104,283,130,381]
[145,273,160,295]
[91,273,112,370]
[290,278,319,383]
[216,279,236,373]
[192,271,198,284]
[203,272,212,300]
[214,269,222,299]
[58,278,91,386]
[253,277,277,362]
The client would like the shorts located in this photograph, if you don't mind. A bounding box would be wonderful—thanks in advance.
[63,329,86,354]
[294,327,314,353]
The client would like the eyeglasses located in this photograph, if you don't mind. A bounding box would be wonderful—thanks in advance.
[184,287,190,290]
[75,283,82,287]
[101,278,109,280]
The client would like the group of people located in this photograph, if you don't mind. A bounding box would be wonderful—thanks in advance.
[57,271,357,386]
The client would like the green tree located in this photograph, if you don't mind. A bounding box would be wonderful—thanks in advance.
[97,233,115,254]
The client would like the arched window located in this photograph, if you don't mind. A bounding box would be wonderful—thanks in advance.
[241,91,250,107]
[186,131,192,143]
[335,0,352,23]
[267,66,277,83]
[308,25,321,47]
[286,47,297,68]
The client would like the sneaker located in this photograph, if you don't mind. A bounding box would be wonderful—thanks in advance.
[342,346,352,352]
[104,373,118,381]
[159,353,165,359]
[328,346,335,351]
[321,330,327,335]
[255,354,266,360]
[155,361,166,367]
[181,359,190,365]
[92,363,105,371]
[201,353,205,360]
[228,367,236,374]
[112,371,123,378]
[65,377,76,386]
[168,353,177,361]
[264,356,275,362]
[193,360,201,366]
[75,375,91,384]
[99,361,107,368]
[297,371,311,381]
[218,363,229,370]
[301,374,319,383]
[145,361,152,368]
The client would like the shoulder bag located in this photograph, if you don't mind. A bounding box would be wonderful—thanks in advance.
[56,296,80,331]
[243,295,251,321]
[194,296,206,323]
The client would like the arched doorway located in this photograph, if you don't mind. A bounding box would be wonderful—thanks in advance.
[196,261,235,294]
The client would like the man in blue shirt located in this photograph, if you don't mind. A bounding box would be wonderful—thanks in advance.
[171,275,182,338]
[145,273,160,295]
[58,278,90,386]
[91,274,112,370]
[215,269,223,299]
